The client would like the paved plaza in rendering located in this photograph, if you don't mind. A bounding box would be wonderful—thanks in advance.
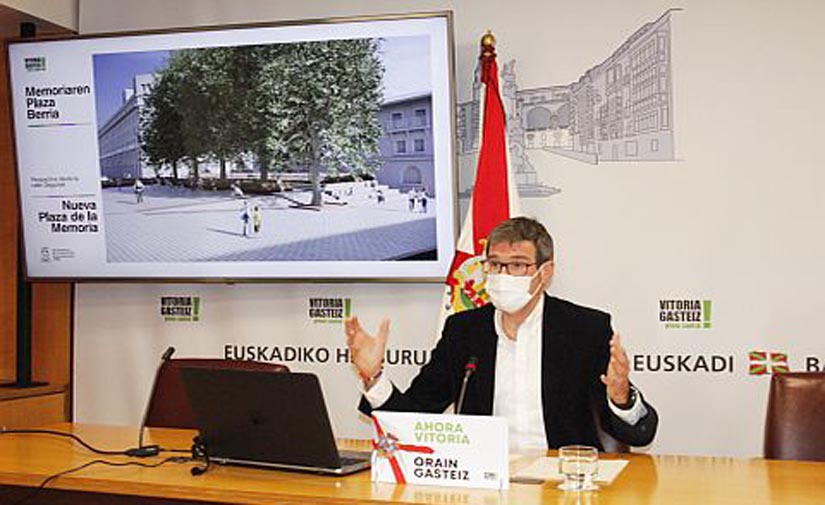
[102,183,437,262]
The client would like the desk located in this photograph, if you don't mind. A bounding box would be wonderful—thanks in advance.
[0,423,821,504]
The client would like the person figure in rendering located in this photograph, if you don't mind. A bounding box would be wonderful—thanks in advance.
[231,182,245,199]
[133,179,145,204]
[240,201,251,237]
[408,188,418,212]
[252,204,263,237]
[345,217,658,451]
[419,186,428,213]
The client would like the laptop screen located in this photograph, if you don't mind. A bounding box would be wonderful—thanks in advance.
[180,368,342,469]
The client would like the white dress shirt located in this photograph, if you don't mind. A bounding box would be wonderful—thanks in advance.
[493,296,548,450]
[364,298,648,450]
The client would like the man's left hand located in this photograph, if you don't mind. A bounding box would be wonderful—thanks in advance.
[600,333,631,406]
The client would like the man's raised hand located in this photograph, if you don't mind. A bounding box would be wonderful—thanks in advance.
[600,333,631,406]
[345,316,389,382]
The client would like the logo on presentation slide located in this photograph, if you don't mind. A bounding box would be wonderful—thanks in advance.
[748,351,789,375]
[308,297,351,323]
[160,296,201,322]
[24,56,46,72]
[659,299,712,329]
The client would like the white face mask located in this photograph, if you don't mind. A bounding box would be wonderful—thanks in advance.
[485,271,540,314]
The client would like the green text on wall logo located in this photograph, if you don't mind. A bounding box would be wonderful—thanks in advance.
[659,299,712,329]
[308,297,351,324]
[160,296,201,322]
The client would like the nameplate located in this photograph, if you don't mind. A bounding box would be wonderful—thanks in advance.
[371,411,509,490]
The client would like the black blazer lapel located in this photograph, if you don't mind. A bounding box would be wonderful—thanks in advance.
[541,295,568,447]
[462,307,498,415]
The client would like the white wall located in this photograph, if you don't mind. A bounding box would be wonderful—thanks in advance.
[74,0,825,457]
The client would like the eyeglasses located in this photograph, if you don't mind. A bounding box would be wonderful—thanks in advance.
[483,260,537,276]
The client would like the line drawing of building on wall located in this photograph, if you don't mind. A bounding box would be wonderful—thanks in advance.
[457,9,679,197]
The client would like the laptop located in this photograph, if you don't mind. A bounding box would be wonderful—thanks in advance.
[179,367,371,475]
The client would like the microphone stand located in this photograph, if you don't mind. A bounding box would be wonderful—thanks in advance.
[455,356,478,414]
[126,346,175,457]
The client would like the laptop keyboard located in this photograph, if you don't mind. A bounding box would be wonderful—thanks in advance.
[339,456,366,466]
[338,451,370,467]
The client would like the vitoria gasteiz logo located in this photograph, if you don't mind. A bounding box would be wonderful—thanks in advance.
[659,299,712,329]
[308,297,351,324]
[25,56,46,72]
[748,351,789,375]
[160,296,201,322]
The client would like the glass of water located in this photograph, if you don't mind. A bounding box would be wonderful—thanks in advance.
[558,445,599,491]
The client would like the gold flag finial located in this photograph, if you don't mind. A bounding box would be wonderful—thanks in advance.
[481,30,496,49]
[480,30,496,59]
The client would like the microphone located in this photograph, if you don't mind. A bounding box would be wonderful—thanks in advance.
[126,346,175,457]
[455,356,478,415]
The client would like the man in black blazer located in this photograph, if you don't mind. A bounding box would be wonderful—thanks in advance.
[346,217,657,450]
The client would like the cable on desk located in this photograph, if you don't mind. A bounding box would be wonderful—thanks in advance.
[0,428,190,455]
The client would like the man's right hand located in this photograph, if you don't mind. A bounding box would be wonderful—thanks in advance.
[345,316,389,382]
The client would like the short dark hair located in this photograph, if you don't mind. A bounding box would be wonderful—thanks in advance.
[485,217,554,265]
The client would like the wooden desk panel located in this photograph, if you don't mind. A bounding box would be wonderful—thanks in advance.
[0,388,68,429]
[0,423,821,504]
[31,282,73,386]
[0,40,19,382]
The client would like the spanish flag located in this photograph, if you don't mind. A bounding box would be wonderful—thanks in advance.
[438,32,521,336]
